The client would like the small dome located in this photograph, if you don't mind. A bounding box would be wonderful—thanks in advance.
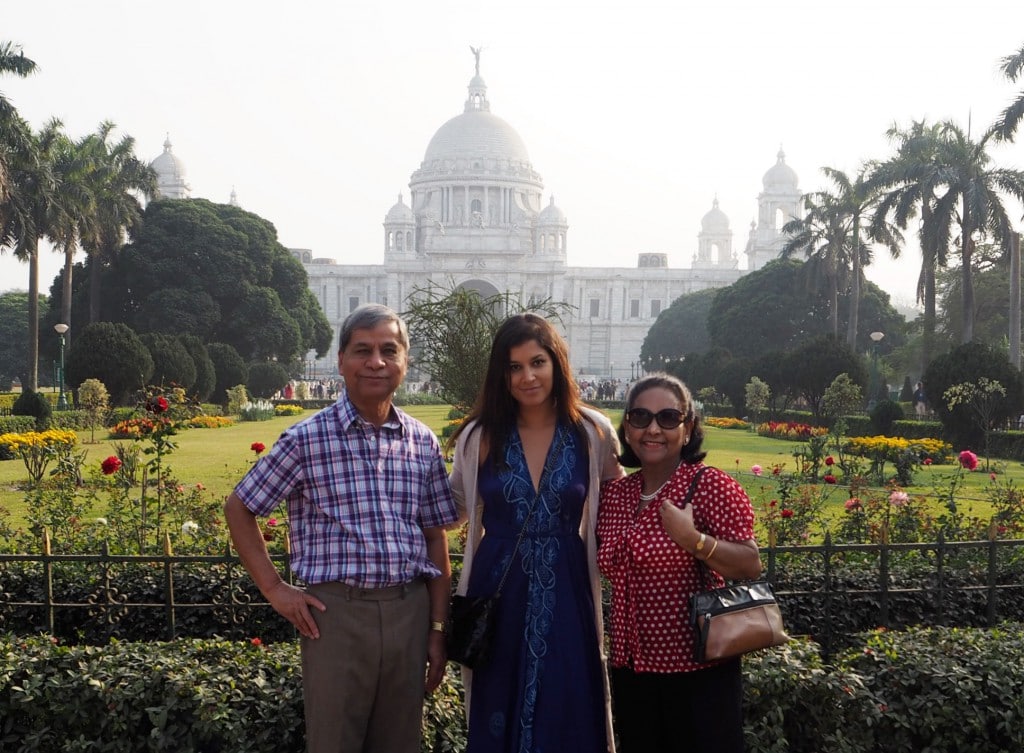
[150,136,186,181]
[537,196,566,225]
[701,198,729,232]
[763,148,798,191]
[385,193,414,223]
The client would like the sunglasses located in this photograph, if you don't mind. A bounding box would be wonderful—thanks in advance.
[624,408,686,430]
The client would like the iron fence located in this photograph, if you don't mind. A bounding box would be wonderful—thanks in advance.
[1,533,1022,649]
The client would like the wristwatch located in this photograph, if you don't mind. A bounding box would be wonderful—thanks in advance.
[430,620,446,634]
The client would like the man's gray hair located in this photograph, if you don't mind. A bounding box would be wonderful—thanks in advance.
[338,303,410,353]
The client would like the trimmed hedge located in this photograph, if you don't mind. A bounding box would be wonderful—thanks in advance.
[3,626,1022,753]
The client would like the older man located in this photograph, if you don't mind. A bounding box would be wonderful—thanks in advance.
[225,303,458,753]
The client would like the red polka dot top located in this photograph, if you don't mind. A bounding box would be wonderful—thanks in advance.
[597,461,756,673]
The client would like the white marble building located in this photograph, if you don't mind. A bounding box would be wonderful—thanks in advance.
[151,63,802,382]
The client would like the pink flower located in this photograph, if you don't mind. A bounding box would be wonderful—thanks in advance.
[267,518,278,527]
[825,456,835,466]
[923,457,933,466]
[780,509,794,519]
[250,637,262,646]
[990,472,997,481]
[101,456,122,475]
[251,442,266,455]
[751,464,763,476]
[824,474,837,484]
[195,483,205,490]
[844,498,862,511]
[958,450,979,471]
[889,490,909,507]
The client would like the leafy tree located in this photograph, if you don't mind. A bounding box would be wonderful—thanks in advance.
[65,322,154,405]
[72,199,332,365]
[247,361,289,399]
[823,373,863,423]
[140,333,197,391]
[922,342,1024,451]
[944,377,1008,466]
[936,244,1014,348]
[782,335,867,423]
[744,377,770,423]
[640,288,715,367]
[179,335,215,402]
[77,378,109,443]
[207,342,248,406]
[0,290,46,389]
[12,387,51,430]
[402,280,570,411]
[993,42,1024,142]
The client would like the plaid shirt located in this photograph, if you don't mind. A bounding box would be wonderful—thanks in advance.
[234,391,458,587]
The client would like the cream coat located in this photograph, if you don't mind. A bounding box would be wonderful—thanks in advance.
[450,407,624,751]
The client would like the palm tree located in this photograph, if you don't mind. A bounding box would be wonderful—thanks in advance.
[77,122,157,323]
[781,191,850,339]
[0,42,37,205]
[992,42,1024,142]
[869,120,949,370]
[0,119,63,391]
[782,167,895,349]
[929,121,1024,342]
[48,133,98,348]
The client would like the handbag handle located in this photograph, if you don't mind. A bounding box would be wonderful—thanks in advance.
[492,427,567,598]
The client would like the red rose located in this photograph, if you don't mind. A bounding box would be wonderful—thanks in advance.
[958,450,978,471]
[101,456,122,475]
[147,396,169,413]
[250,637,262,646]
[825,456,835,466]
[251,442,266,455]
[824,474,837,484]
[780,509,794,519]
[923,457,933,466]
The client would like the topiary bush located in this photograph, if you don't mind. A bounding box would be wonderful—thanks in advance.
[869,398,904,436]
[12,388,52,430]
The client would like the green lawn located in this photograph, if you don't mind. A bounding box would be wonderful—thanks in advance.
[2,405,1020,537]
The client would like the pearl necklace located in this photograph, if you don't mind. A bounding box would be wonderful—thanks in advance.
[638,479,670,502]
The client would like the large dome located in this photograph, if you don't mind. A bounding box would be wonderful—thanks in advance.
[424,110,531,165]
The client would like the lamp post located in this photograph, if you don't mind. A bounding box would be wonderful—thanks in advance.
[54,323,69,410]
[868,331,885,409]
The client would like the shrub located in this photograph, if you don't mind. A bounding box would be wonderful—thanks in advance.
[77,378,110,443]
[179,334,216,402]
[12,388,52,431]
[226,385,249,416]
[247,361,290,399]
[66,322,154,405]
[274,403,304,417]
[207,342,248,407]
[869,398,904,435]
[141,332,198,392]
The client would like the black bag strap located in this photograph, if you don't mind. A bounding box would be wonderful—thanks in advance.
[493,427,567,598]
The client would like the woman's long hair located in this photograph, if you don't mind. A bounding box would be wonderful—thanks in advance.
[617,372,707,468]
[449,313,587,464]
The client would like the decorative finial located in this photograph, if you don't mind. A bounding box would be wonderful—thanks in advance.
[470,45,482,76]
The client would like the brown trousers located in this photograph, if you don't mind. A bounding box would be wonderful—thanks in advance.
[302,580,429,753]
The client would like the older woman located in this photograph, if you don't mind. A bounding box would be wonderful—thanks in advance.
[596,373,762,753]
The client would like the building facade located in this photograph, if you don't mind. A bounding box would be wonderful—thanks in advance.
[151,62,802,381]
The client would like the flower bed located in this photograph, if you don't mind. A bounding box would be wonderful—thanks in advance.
[706,416,750,430]
[844,435,952,464]
[756,421,828,441]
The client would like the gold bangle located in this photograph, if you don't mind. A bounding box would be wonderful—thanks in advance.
[430,620,446,634]
[695,532,706,552]
[703,537,719,562]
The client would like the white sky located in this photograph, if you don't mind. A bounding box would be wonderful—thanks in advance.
[2,0,1023,308]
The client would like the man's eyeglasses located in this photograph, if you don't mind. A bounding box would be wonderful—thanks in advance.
[624,408,686,430]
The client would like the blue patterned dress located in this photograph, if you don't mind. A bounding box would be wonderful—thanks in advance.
[465,424,608,753]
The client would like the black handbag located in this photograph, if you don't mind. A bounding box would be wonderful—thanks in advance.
[681,468,790,663]
[447,431,564,669]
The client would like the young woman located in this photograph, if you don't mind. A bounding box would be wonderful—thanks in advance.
[449,313,623,753]
[596,373,762,753]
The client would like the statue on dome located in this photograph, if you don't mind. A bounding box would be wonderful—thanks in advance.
[470,45,482,75]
